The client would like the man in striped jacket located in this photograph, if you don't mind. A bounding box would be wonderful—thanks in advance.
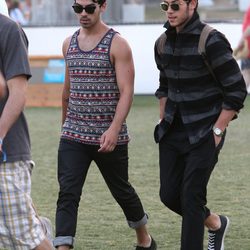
[154,0,247,250]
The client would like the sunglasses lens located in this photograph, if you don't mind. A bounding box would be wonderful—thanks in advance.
[85,6,96,14]
[160,2,181,11]
[160,3,169,11]
[171,3,180,11]
[72,4,96,14]
[72,4,83,14]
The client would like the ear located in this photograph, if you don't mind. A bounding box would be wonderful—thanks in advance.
[189,0,198,11]
[100,1,107,11]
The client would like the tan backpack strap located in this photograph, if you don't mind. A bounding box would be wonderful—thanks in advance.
[198,24,224,96]
[155,32,167,55]
[198,24,214,55]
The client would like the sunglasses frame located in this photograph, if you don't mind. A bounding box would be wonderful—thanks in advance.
[160,1,186,12]
[72,3,97,14]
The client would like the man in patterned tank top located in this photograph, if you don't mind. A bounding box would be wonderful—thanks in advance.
[53,1,157,249]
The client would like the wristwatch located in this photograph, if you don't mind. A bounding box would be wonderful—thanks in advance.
[213,127,224,137]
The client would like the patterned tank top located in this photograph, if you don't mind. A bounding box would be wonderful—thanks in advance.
[61,28,130,145]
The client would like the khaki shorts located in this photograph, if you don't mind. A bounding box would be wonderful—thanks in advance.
[0,161,46,250]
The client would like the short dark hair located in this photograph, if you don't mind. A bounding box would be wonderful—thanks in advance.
[186,0,198,11]
[74,0,106,6]
[94,0,106,5]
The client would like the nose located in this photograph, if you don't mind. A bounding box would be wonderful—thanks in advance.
[79,9,88,15]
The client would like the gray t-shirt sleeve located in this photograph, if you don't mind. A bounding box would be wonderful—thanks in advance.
[1,21,31,81]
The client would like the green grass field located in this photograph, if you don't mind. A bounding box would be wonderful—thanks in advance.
[26,95,250,250]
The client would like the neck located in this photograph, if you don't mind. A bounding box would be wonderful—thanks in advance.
[81,20,107,35]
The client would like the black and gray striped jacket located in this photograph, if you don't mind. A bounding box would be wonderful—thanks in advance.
[154,12,247,144]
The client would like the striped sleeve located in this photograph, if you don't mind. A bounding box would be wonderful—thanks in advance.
[206,31,247,111]
[154,36,168,99]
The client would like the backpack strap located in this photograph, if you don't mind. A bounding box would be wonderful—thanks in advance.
[155,32,167,55]
[198,24,223,93]
[198,24,214,55]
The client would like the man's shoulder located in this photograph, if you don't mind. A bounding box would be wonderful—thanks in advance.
[155,32,167,44]
[0,14,18,29]
[0,15,27,47]
[0,15,24,42]
[154,32,167,55]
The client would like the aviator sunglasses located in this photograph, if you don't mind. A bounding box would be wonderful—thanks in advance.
[160,1,187,11]
[72,3,97,14]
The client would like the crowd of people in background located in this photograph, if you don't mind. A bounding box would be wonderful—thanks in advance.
[6,0,31,25]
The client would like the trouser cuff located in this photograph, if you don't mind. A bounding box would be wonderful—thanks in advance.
[53,236,74,248]
[127,214,148,229]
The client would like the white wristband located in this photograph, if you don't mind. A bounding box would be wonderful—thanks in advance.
[0,138,3,145]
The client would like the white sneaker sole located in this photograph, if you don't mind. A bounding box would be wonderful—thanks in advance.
[221,216,230,250]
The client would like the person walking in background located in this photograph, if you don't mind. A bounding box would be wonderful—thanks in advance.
[20,0,31,23]
[234,4,250,93]
[6,0,28,25]
[53,0,156,249]
[154,0,247,250]
[0,7,53,250]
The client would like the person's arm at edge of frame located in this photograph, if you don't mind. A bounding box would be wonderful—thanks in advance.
[0,75,28,151]
[61,36,71,126]
[98,34,134,153]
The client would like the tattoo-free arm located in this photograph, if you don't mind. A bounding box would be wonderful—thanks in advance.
[98,34,134,152]
[0,75,27,150]
[61,37,71,125]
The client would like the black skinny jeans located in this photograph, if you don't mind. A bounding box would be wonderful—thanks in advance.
[55,139,146,241]
[159,118,225,250]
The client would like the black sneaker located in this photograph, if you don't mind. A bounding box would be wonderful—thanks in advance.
[207,215,230,250]
[135,236,157,250]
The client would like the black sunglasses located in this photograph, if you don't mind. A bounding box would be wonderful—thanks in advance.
[72,3,97,14]
[160,2,186,12]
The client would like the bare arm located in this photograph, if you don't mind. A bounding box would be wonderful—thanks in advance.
[98,34,134,152]
[0,71,7,99]
[61,37,71,125]
[0,75,27,150]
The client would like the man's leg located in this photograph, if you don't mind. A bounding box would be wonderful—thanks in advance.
[159,142,184,215]
[158,117,193,216]
[0,161,53,250]
[95,145,156,249]
[180,131,227,250]
[54,139,91,249]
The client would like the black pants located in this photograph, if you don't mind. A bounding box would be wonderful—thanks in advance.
[159,119,225,250]
[55,139,146,241]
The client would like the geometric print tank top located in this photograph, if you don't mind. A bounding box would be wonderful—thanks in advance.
[61,28,130,145]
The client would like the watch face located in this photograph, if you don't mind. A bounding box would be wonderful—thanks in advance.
[214,128,220,135]
[213,127,222,136]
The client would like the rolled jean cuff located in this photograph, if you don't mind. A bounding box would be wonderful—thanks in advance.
[53,236,74,248]
[127,214,148,229]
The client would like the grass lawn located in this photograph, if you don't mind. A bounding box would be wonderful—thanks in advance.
[26,95,250,250]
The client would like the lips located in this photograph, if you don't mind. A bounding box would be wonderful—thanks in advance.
[80,18,90,24]
[168,16,176,22]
